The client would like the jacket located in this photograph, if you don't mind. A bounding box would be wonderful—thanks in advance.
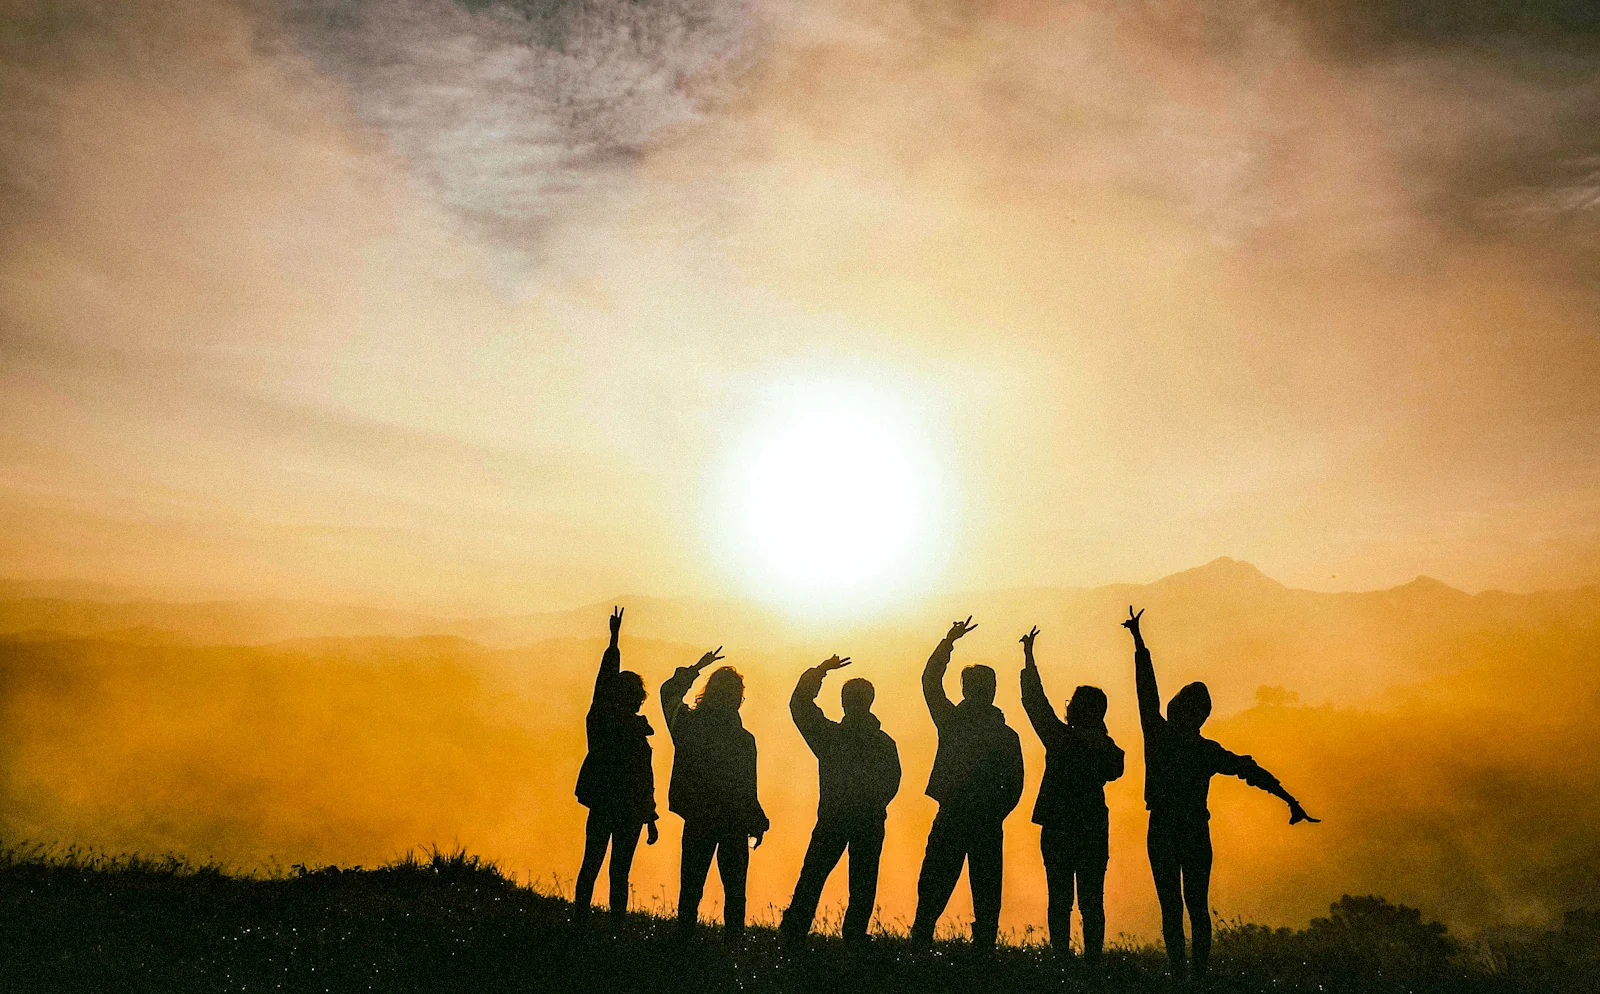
[574,644,657,823]
[921,639,1025,821]
[1020,662,1123,830]
[791,665,901,822]
[661,666,769,834]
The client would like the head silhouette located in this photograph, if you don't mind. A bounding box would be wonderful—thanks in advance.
[696,665,745,713]
[960,664,997,707]
[1066,684,1108,730]
[614,670,648,713]
[1167,681,1212,732]
[840,677,875,716]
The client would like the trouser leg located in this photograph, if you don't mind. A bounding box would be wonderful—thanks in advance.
[1184,825,1215,974]
[606,821,644,919]
[967,819,1005,950]
[1077,857,1108,963]
[782,819,849,942]
[1040,825,1075,954]
[716,831,750,936]
[574,810,612,913]
[1148,816,1188,976]
[842,819,885,942]
[678,821,717,931]
[912,810,967,944]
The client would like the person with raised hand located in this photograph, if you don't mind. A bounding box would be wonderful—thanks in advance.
[1019,625,1124,962]
[1124,606,1319,980]
[573,606,659,923]
[779,653,902,952]
[660,645,769,939]
[910,617,1025,951]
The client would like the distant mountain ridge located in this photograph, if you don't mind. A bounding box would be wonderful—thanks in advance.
[4,557,1597,711]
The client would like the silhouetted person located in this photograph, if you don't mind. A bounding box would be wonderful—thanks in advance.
[1018,625,1124,962]
[574,606,658,922]
[661,648,769,939]
[910,617,1024,950]
[780,654,902,951]
[1123,607,1318,979]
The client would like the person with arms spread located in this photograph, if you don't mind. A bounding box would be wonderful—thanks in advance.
[1018,625,1124,962]
[573,606,658,923]
[661,647,769,940]
[780,654,901,952]
[1123,606,1319,979]
[910,617,1025,951]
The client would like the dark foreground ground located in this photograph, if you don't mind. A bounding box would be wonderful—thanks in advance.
[1,846,1595,994]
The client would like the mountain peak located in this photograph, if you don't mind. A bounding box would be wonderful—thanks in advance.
[1159,557,1282,589]
[1394,575,1467,598]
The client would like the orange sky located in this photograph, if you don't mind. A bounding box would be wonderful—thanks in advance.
[2,0,1599,615]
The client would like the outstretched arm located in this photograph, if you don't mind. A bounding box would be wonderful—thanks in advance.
[660,646,723,740]
[1124,607,1162,731]
[1215,747,1320,825]
[589,606,624,713]
[791,655,850,750]
[1018,627,1067,748]
[923,617,976,728]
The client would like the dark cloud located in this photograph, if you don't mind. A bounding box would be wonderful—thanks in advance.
[267,0,751,247]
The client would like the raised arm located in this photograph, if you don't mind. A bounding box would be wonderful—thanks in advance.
[791,655,850,751]
[1124,607,1162,731]
[660,646,723,740]
[1214,745,1320,825]
[589,606,624,715]
[922,617,976,728]
[1018,626,1068,748]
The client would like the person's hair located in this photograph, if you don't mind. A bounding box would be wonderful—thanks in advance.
[1066,685,1108,729]
[1168,681,1212,731]
[840,677,875,713]
[613,670,647,709]
[695,666,745,711]
[960,664,997,705]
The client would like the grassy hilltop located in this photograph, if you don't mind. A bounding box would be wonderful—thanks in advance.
[2,845,1595,994]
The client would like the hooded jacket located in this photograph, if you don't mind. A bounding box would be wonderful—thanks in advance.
[1019,662,1124,830]
[921,639,1025,821]
[790,666,901,823]
[575,643,657,824]
[1135,644,1281,820]
[661,666,770,835]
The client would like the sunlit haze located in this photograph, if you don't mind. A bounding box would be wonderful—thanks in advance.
[729,386,934,607]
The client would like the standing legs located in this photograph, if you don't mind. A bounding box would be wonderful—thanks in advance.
[677,821,719,932]
[782,821,850,945]
[605,821,644,920]
[842,820,886,942]
[1077,860,1108,963]
[911,810,968,945]
[1040,825,1076,954]
[965,820,1005,950]
[1183,830,1214,975]
[1148,816,1189,976]
[716,830,750,936]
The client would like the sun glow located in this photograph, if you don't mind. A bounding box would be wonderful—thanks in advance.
[735,393,931,596]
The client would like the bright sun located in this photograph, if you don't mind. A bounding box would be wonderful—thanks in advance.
[738,397,929,593]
